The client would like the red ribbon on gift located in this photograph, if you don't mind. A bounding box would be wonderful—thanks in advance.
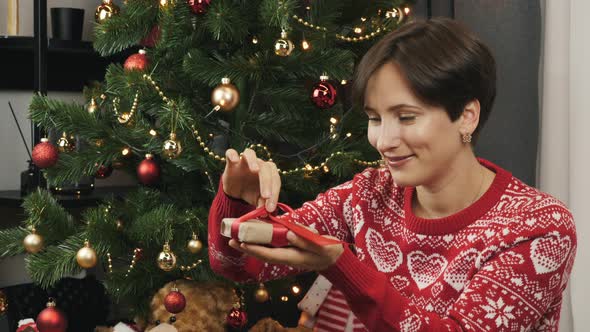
[230,203,344,247]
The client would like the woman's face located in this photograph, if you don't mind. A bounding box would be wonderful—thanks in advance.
[364,61,467,188]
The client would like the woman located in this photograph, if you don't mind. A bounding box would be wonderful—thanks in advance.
[208,18,576,331]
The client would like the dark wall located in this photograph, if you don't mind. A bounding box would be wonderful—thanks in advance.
[412,0,541,185]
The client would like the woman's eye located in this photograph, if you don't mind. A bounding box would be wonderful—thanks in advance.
[367,117,380,122]
[399,115,416,121]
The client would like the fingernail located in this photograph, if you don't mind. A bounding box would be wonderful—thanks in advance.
[266,201,275,211]
[240,243,247,249]
[287,231,295,241]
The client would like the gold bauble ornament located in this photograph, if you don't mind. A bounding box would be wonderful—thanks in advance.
[254,283,270,303]
[95,0,120,23]
[23,228,44,254]
[187,233,203,254]
[162,133,182,159]
[88,98,98,114]
[117,112,132,124]
[211,77,240,112]
[116,219,124,231]
[274,30,295,57]
[76,240,98,269]
[57,132,75,153]
[157,243,177,271]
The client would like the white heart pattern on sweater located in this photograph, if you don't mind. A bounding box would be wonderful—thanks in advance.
[400,314,421,332]
[408,251,448,290]
[530,233,571,274]
[391,275,410,290]
[444,248,479,292]
[365,228,403,273]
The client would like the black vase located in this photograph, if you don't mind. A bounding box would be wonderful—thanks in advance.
[51,8,85,41]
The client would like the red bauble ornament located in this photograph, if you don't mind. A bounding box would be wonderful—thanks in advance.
[95,164,113,179]
[188,0,211,15]
[140,25,161,48]
[124,50,149,72]
[32,138,59,169]
[137,154,160,185]
[310,75,338,109]
[36,299,67,332]
[164,287,186,314]
[226,307,248,328]
[134,248,144,261]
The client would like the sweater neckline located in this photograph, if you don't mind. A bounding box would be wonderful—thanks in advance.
[402,158,511,235]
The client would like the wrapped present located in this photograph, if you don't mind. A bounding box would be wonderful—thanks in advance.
[221,218,291,247]
[221,203,343,248]
[16,319,38,332]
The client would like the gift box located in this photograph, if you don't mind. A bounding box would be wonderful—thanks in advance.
[221,204,341,248]
[221,218,291,247]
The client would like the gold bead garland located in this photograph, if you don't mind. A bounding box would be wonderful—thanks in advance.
[179,259,204,272]
[139,75,379,174]
[292,14,387,43]
[191,127,226,162]
[125,248,142,277]
[107,252,113,273]
[113,92,140,124]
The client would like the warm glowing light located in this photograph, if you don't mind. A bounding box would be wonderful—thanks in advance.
[302,39,311,50]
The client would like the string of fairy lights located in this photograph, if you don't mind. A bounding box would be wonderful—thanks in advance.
[140,74,380,174]
[292,6,410,43]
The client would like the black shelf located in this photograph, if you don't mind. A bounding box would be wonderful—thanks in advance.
[0,36,131,91]
[0,186,136,209]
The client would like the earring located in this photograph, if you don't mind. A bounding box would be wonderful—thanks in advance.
[462,133,472,143]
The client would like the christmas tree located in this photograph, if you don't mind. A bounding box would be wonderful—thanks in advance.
[1,0,411,327]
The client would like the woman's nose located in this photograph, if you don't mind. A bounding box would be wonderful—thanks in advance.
[376,122,402,151]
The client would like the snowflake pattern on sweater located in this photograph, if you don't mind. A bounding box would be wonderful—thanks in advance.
[208,159,576,331]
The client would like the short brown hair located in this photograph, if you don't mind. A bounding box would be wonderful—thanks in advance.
[353,18,496,140]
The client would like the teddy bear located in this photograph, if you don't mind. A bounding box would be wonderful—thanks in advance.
[147,279,313,332]
[145,279,236,332]
[97,279,312,332]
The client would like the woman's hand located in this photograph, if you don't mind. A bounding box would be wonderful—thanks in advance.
[222,148,281,212]
[228,231,344,271]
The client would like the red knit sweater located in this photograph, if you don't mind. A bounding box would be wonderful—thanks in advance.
[208,159,577,331]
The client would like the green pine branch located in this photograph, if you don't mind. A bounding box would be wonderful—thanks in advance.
[94,0,159,56]
[25,233,87,289]
[204,0,250,42]
[0,227,29,257]
[22,189,78,241]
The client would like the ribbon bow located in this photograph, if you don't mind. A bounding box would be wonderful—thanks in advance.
[231,203,344,247]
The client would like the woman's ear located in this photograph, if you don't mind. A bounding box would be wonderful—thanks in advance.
[459,99,481,135]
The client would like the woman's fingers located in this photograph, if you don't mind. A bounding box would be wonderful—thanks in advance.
[269,162,281,212]
[225,148,240,164]
[237,242,308,267]
[258,159,272,199]
[286,231,323,254]
[242,148,259,172]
